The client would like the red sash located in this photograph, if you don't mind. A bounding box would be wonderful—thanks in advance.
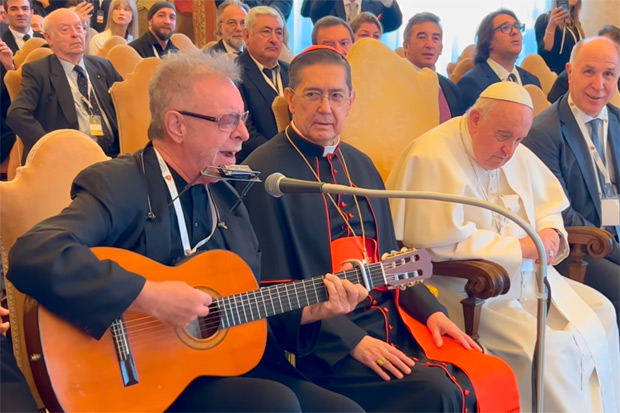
[332,238,520,413]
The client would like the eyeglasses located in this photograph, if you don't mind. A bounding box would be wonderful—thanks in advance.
[493,22,525,34]
[225,19,244,29]
[290,89,350,107]
[177,110,249,132]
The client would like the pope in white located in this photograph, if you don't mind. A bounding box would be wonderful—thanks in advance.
[387,82,620,412]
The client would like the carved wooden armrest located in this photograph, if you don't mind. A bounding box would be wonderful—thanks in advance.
[565,226,614,283]
[432,259,510,341]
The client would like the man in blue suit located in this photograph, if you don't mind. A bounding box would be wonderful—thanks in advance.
[523,36,620,326]
[458,9,540,110]
[237,5,288,161]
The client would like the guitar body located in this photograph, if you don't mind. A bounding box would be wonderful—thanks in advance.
[24,247,267,413]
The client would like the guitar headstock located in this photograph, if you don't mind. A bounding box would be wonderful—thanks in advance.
[379,248,433,290]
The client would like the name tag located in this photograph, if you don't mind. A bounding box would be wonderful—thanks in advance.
[601,197,620,226]
[96,10,105,24]
[89,115,104,136]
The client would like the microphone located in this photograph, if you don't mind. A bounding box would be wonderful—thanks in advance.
[263,172,550,412]
[264,172,324,197]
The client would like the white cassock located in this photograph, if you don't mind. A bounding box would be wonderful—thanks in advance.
[387,116,620,412]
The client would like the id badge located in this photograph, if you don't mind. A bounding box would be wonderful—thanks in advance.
[89,115,104,136]
[601,196,620,226]
[96,10,104,25]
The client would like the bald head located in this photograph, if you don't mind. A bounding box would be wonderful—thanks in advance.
[567,36,620,117]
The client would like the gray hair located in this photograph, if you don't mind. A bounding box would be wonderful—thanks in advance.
[349,12,382,37]
[403,12,442,45]
[466,96,501,120]
[244,5,283,32]
[148,52,242,139]
[311,15,354,45]
[105,0,139,40]
[215,0,249,37]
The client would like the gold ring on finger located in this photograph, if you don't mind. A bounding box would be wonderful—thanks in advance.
[376,356,387,366]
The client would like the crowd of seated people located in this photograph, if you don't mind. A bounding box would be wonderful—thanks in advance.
[1,1,619,412]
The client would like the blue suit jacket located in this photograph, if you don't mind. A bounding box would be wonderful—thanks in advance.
[302,0,402,33]
[457,61,541,110]
[237,50,289,161]
[523,95,620,237]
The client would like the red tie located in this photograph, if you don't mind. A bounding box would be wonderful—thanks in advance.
[438,87,451,124]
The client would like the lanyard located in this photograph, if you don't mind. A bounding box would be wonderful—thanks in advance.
[262,68,283,96]
[67,73,95,113]
[153,148,218,256]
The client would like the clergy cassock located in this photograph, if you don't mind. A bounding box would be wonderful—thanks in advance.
[387,116,620,412]
[242,125,486,412]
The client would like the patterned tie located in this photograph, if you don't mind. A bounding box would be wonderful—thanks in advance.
[73,65,114,154]
[22,34,31,41]
[507,73,517,82]
[262,66,279,92]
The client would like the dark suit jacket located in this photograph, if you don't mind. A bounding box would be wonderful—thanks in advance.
[1,29,44,54]
[128,31,178,58]
[438,73,464,118]
[523,95,620,239]
[210,39,228,54]
[90,0,112,33]
[304,0,402,33]
[237,50,289,161]
[457,61,541,110]
[6,54,123,161]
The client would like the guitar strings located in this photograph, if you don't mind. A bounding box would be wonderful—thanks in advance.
[118,260,420,336]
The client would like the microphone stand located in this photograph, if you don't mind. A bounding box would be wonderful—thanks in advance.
[318,183,548,413]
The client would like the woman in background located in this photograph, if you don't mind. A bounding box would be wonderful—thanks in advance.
[350,12,383,41]
[89,0,138,55]
[535,0,584,74]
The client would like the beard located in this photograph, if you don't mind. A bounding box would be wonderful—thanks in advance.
[225,35,244,51]
[152,26,173,42]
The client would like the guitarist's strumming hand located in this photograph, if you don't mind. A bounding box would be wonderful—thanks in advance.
[128,280,213,329]
[350,336,415,381]
[300,273,368,325]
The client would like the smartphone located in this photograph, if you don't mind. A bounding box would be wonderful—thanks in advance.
[555,0,569,11]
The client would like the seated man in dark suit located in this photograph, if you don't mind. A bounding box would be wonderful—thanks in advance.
[548,25,620,103]
[458,8,541,110]
[403,12,463,122]
[236,5,288,161]
[7,8,122,161]
[523,36,620,327]
[215,0,293,21]
[128,1,178,58]
[301,0,402,33]
[1,0,43,54]
[210,0,248,55]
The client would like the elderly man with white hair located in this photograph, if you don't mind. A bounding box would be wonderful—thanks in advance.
[387,81,620,412]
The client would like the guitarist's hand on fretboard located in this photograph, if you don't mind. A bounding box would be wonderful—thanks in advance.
[300,273,368,325]
[128,280,213,329]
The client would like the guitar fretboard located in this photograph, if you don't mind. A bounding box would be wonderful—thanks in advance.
[213,265,378,329]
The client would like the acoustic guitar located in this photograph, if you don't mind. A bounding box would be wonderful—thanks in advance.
[24,246,431,412]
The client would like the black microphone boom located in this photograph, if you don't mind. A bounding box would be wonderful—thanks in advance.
[264,173,324,198]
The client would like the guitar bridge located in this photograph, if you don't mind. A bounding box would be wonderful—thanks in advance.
[110,318,139,387]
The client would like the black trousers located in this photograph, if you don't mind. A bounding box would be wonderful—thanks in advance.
[1,334,38,412]
[167,368,364,412]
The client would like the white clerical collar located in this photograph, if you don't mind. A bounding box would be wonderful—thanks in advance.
[291,121,340,156]
[486,57,520,84]
[567,94,609,125]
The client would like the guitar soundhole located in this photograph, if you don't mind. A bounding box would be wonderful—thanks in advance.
[185,303,221,339]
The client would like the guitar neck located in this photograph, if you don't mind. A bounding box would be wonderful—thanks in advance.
[215,265,376,329]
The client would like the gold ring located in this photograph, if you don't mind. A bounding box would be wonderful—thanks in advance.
[376,356,387,366]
